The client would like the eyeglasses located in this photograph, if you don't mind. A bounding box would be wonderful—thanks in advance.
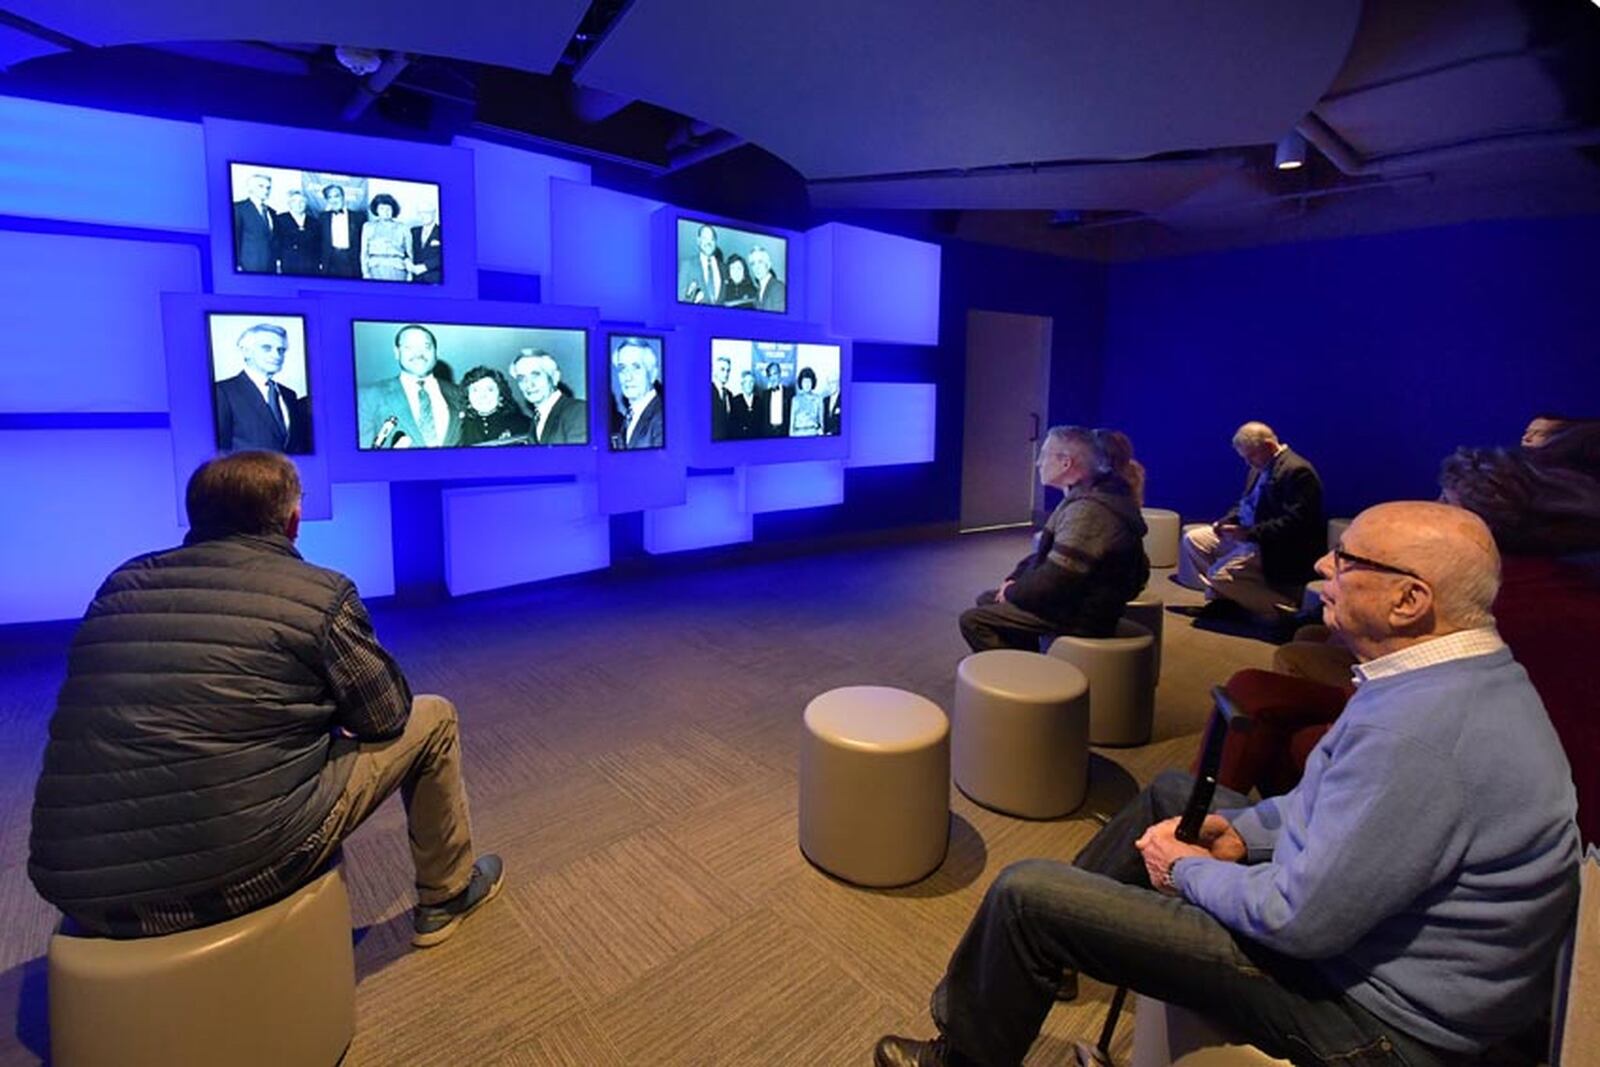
[1331,542,1425,581]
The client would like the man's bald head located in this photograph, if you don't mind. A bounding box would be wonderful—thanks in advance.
[1231,421,1281,469]
[1348,501,1501,630]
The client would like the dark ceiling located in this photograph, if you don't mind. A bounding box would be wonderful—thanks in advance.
[2,0,1598,260]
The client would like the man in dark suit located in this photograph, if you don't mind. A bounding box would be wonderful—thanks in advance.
[755,360,793,437]
[409,206,443,285]
[677,223,725,305]
[215,323,312,454]
[511,350,587,445]
[317,184,365,279]
[1175,421,1324,620]
[731,370,758,439]
[710,354,735,440]
[749,245,786,313]
[611,338,664,450]
[232,172,277,273]
[356,324,465,449]
[823,379,842,437]
[272,189,321,277]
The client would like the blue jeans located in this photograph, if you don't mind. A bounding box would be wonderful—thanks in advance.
[931,771,1453,1066]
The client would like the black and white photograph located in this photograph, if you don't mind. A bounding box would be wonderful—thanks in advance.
[710,338,840,441]
[352,320,587,450]
[675,217,788,313]
[228,162,443,284]
[607,334,665,452]
[207,312,313,454]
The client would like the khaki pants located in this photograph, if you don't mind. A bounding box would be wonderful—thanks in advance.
[311,694,476,906]
[1180,525,1295,619]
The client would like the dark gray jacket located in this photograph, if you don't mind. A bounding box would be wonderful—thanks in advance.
[1007,473,1150,636]
[29,533,354,922]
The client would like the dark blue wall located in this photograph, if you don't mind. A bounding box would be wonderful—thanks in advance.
[1097,216,1600,523]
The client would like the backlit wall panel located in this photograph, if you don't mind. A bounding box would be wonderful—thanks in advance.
[455,136,590,278]
[442,482,610,595]
[744,461,845,513]
[806,223,940,345]
[547,178,663,323]
[295,482,397,598]
[844,383,938,468]
[642,473,752,554]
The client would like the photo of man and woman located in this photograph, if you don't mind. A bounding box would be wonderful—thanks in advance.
[709,338,841,441]
[229,163,443,284]
[208,312,313,455]
[608,335,666,452]
[675,218,788,314]
[352,321,587,450]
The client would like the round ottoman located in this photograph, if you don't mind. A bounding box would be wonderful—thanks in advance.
[1326,517,1352,552]
[954,650,1090,819]
[1047,619,1157,747]
[1176,523,1209,589]
[1141,508,1182,568]
[1122,595,1165,680]
[1300,579,1327,615]
[799,686,950,887]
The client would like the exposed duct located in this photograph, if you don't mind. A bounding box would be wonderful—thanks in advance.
[1297,111,1600,176]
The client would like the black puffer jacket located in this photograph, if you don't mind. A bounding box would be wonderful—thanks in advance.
[1006,472,1150,636]
[29,533,353,918]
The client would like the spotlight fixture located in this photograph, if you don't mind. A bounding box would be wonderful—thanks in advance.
[1274,130,1307,170]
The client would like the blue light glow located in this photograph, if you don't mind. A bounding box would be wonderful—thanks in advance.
[744,460,845,513]
[642,473,752,554]
[2,231,201,412]
[296,481,396,598]
[454,136,591,279]
[442,481,611,595]
[806,223,940,345]
[845,383,938,467]
[547,178,663,323]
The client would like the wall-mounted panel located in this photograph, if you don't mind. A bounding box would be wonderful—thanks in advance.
[807,223,940,345]
[454,136,590,278]
[295,481,396,598]
[642,472,751,554]
[744,460,844,513]
[845,383,937,468]
[442,481,610,595]
[547,178,663,323]
[2,231,201,413]
[0,95,208,231]
[0,429,186,625]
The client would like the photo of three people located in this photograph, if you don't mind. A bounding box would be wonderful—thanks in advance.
[675,219,787,314]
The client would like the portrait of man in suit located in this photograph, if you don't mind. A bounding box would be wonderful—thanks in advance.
[213,320,312,454]
[609,337,664,451]
[408,205,443,285]
[511,350,587,446]
[318,184,365,279]
[357,324,465,449]
[272,189,321,277]
[757,360,793,437]
[823,373,843,437]
[232,172,277,274]
[677,223,725,305]
[749,245,786,313]
[710,354,735,440]
[732,370,758,438]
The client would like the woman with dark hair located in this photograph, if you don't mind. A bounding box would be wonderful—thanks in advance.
[789,367,824,436]
[722,254,759,308]
[361,193,413,281]
[1094,428,1145,507]
[458,366,531,446]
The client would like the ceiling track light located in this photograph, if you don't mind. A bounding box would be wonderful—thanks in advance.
[1275,129,1307,170]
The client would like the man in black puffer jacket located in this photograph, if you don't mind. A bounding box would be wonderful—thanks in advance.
[30,451,502,947]
[961,426,1150,652]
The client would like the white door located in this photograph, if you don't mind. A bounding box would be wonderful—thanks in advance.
[960,309,1052,532]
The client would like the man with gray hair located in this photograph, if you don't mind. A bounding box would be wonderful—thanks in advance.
[882,501,1579,1066]
[1176,420,1324,621]
[959,426,1149,652]
[511,349,587,445]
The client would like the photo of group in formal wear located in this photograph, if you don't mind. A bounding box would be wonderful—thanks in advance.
[607,335,665,452]
[675,218,788,314]
[710,338,841,441]
[208,313,313,454]
[352,321,587,450]
[229,163,443,284]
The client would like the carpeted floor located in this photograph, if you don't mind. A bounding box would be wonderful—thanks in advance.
[0,530,1278,1065]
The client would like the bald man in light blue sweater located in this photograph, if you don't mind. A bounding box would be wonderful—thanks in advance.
[877,502,1579,1067]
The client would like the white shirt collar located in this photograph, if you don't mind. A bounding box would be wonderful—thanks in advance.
[1352,627,1506,686]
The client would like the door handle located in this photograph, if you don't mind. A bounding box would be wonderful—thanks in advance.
[1028,413,1040,442]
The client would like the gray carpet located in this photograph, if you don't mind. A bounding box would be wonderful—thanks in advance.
[0,530,1277,1065]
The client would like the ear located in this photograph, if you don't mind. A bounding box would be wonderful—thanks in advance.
[285,503,302,543]
[1388,577,1434,630]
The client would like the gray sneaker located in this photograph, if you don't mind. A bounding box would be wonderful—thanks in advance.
[412,854,505,948]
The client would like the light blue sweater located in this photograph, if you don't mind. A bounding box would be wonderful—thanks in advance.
[1174,647,1579,1052]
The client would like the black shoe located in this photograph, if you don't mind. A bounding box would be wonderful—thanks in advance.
[874,1035,962,1067]
[1167,599,1233,620]
[1054,967,1079,1002]
[412,854,505,948]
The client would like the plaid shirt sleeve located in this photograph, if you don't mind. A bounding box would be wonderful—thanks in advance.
[324,589,413,740]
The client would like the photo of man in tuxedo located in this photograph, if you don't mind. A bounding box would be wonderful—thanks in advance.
[678,223,725,305]
[757,360,793,437]
[318,184,365,279]
[409,206,443,285]
[357,324,464,449]
[213,321,312,454]
[232,173,277,273]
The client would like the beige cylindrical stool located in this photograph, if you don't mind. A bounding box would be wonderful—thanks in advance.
[1131,995,1292,1066]
[1122,595,1165,680]
[800,686,950,887]
[49,865,355,1067]
[1047,619,1157,747]
[1175,523,1208,589]
[953,650,1090,819]
[1142,508,1182,568]
[1326,517,1352,552]
[1299,579,1326,615]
